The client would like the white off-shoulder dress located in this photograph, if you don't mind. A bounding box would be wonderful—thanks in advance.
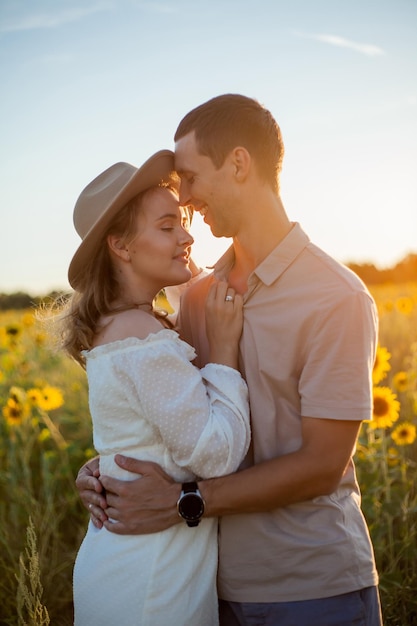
[73,330,250,626]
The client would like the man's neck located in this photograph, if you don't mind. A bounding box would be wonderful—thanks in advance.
[227,199,292,294]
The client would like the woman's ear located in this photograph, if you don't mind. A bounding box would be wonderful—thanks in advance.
[231,146,251,182]
[107,234,130,262]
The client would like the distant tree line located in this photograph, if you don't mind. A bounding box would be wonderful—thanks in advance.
[0,254,416,311]
[0,290,66,311]
[347,253,417,286]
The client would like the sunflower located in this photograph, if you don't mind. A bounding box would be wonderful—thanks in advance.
[9,386,27,405]
[5,323,22,338]
[395,297,413,316]
[2,396,30,426]
[37,386,64,412]
[27,388,43,405]
[372,345,391,385]
[369,386,400,430]
[392,371,409,393]
[391,421,417,446]
[1,323,22,348]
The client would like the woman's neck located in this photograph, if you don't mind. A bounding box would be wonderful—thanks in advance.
[109,300,154,314]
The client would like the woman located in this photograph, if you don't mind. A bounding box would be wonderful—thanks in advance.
[63,150,250,625]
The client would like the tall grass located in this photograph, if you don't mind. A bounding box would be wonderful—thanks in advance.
[0,283,416,624]
[0,310,92,624]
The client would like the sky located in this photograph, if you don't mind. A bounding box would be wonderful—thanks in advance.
[1,0,416,295]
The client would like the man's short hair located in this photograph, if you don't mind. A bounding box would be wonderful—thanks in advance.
[174,94,284,193]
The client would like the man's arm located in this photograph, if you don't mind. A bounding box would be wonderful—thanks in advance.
[97,416,361,534]
[201,417,360,515]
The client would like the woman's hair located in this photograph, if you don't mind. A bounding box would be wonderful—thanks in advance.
[174,94,285,194]
[57,184,174,367]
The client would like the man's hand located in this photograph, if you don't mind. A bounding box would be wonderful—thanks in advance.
[75,456,108,528]
[100,455,182,535]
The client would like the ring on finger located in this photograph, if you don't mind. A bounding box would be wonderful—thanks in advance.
[225,295,234,302]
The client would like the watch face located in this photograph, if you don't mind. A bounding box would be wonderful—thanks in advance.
[179,493,204,521]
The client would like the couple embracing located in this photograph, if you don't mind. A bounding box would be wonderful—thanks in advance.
[62,94,382,625]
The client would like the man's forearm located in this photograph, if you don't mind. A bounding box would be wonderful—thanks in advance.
[198,454,316,518]
[198,418,360,518]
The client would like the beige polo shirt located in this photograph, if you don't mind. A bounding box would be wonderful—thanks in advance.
[178,222,379,602]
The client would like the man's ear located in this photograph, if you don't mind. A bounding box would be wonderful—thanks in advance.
[231,146,251,182]
[107,234,130,261]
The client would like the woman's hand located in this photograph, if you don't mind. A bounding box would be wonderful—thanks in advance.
[205,280,243,369]
[75,456,108,527]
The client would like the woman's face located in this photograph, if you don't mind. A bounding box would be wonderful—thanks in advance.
[126,187,194,292]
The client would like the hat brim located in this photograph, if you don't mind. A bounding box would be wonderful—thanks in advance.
[68,150,176,289]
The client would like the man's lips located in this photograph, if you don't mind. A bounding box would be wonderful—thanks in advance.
[198,206,210,224]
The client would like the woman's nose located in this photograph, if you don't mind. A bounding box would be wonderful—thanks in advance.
[181,227,194,246]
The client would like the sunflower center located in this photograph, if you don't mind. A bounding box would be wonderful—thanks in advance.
[374,397,389,417]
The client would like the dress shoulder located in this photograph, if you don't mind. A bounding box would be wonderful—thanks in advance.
[82,329,197,362]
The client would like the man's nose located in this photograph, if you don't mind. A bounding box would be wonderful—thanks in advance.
[179,181,191,207]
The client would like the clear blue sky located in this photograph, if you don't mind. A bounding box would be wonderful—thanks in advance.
[1,0,416,294]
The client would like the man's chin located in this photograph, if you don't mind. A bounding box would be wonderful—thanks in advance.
[210,226,229,239]
[208,224,221,237]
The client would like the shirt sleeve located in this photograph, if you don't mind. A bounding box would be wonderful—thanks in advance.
[113,335,251,479]
[300,289,378,421]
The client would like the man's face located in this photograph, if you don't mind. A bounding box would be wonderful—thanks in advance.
[174,131,240,239]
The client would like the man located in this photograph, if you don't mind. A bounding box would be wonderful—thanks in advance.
[77,94,382,625]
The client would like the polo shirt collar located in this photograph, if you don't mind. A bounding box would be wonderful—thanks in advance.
[213,222,310,286]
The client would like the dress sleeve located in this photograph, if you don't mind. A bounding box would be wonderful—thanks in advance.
[115,336,251,478]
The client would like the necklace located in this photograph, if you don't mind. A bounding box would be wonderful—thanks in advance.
[109,299,173,329]
[109,301,154,314]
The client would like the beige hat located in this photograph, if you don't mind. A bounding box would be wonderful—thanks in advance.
[68,150,176,289]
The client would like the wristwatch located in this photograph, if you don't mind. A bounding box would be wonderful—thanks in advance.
[177,482,205,527]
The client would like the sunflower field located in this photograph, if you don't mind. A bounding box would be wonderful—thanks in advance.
[356,282,417,623]
[0,283,416,625]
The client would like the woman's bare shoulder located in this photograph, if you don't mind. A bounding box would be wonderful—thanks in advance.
[94,309,164,347]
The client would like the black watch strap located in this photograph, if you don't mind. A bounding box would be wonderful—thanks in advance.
[182,481,198,493]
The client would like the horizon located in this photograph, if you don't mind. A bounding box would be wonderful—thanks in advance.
[1,248,415,298]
